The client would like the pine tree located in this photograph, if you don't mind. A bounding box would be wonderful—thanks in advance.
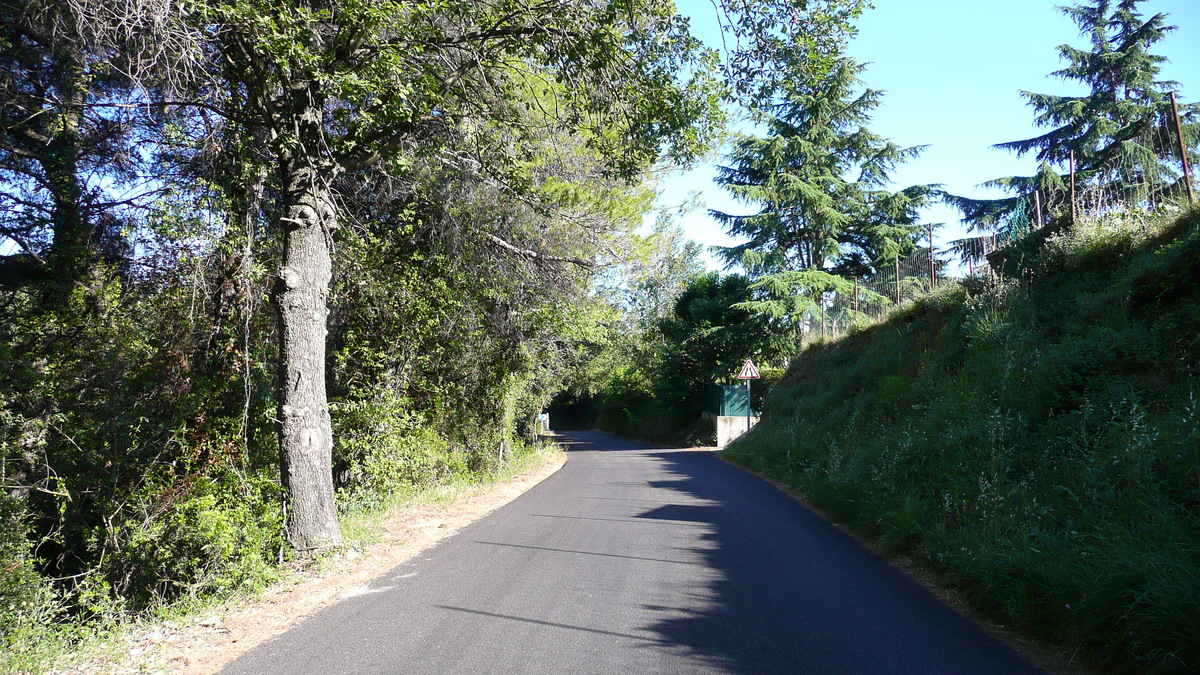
[713,58,935,273]
[952,0,1198,232]
[710,57,936,339]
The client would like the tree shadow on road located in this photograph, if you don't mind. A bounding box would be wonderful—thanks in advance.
[630,449,1046,675]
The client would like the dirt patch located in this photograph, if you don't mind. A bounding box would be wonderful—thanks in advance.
[63,453,565,675]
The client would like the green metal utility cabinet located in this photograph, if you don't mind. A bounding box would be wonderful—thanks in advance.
[705,384,753,417]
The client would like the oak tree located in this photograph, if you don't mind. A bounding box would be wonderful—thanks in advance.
[188,0,722,551]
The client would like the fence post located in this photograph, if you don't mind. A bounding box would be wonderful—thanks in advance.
[928,222,936,290]
[888,252,897,302]
[1171,91,1195,203]
[1069,150,1077,224]
[853,276,859,315]
[990,233,998,279]
[1034,189,1043,229]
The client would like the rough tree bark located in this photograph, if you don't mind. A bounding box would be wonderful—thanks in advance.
[273,83,343,552]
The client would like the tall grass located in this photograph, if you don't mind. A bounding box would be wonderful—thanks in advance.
[726,206,1200,672]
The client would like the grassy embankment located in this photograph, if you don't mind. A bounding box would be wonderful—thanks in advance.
[725,206,1200,672]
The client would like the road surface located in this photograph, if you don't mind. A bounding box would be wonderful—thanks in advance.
[224,430,1044,674]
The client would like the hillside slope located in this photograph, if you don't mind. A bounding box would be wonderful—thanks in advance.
[725,206,1200,673]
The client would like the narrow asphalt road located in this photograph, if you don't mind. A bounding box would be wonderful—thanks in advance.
[224,431,1045,674]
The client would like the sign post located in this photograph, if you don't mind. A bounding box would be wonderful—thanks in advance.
[737,359,761,434]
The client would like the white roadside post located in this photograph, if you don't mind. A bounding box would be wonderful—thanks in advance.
[737,359,761,435]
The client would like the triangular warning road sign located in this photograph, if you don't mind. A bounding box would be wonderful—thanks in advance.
[737,359,761,379]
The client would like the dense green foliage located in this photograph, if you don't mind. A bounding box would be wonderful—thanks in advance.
[589,271,777,444]
[726,205,1200,672]
[711,56,936,351]
[0,0,725,660]
[713,58,933,275]
[0,0,871,665]
[3,0,1194,668]
[582,36,941,447]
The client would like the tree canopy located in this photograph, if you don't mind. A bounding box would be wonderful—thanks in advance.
[950,0,1199,232]
[709,56,936,344]
[0,2,887,643]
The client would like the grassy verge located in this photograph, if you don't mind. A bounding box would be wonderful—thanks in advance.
[4,437,563,674]
[724,206,1200,673]
[337,438,563,547]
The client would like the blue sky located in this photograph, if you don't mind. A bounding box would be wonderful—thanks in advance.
[660,0,1200,270]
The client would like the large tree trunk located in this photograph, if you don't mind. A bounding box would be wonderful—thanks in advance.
[43,63,91,307]
[275,154,343,552]
[45,126,86,295]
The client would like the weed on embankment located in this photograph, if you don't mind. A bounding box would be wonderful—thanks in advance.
[726,206,1200,673]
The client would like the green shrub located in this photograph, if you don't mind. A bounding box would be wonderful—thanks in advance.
[101,468,283,608]
[0,494,62,665]
[332,394,469,510]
